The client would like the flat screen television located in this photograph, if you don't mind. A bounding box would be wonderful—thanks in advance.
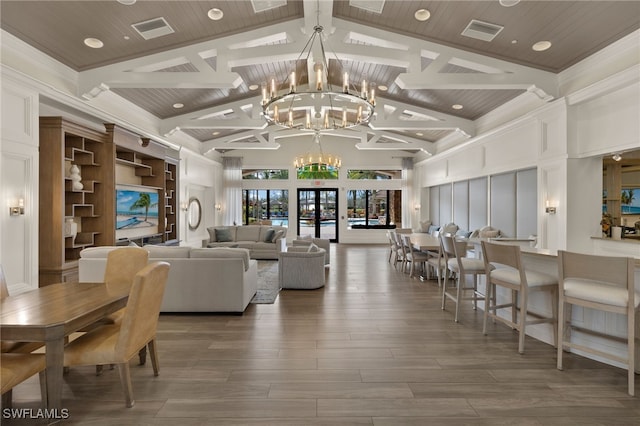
[115,184,160,241]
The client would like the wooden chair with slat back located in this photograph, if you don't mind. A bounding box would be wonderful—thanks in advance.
[63,261,170,407]
[557,250,638,396]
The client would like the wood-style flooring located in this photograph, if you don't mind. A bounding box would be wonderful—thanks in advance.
[7,244,640,425]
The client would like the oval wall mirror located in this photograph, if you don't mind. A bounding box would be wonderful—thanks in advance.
[187,197,202,230]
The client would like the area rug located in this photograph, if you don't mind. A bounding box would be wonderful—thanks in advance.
[251,260,280,304]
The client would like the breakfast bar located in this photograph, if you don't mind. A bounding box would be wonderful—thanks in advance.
[467,237,640,372]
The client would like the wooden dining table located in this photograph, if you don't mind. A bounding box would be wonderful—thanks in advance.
[408,233,442,252]
[0,281,130,412]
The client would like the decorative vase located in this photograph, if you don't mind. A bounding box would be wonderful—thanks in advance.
[64,218,78,243]
[70,164,83,191]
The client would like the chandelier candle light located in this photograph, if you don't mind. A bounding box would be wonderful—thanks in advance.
[262,25,376,132]
[294,131,342,170]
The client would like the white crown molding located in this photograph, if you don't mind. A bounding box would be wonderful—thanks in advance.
[1,29,78,96]
[565,64,640,106]
[559,29,640,95]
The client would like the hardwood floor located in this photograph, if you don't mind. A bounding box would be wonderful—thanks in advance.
[7,244,640,424]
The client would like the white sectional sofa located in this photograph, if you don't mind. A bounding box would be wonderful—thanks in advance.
[202,225,287,259]
[79,245,257,313]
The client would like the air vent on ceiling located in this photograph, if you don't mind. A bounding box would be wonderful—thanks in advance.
[461,19,503,42]
[132,17,174,40]
[350,0,385,14]
[251,0,287,13]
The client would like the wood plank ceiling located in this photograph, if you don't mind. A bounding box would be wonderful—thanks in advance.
[1,0,639,154]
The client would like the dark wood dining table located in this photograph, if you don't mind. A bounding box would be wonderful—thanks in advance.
[0,281,129,412]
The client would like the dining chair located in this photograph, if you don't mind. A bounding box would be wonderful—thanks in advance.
[557,250,638,396]
[63,261,170,407]
[426,238,445,286]
[386,231,401,266]
[1,353,47,409]
[441,235,488,322]
[101,247,149,325]
[401,234,430,278]
[393,231,408,272]
[481,241,558,354]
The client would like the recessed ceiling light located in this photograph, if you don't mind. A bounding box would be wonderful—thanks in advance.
[378,85,388,91]
[172,103,184,109]
[84,38,104,48]
[117,0,137,5]
[499,0,520,6]
[452,104,463,110]
[511,39,518,44]
[532,41,552,51]
[123,35,130,40]
[248,84,259,90]
[416,132,424,137]
[212,131,220,136]
[208,8,224,21]
[414,9,431,21]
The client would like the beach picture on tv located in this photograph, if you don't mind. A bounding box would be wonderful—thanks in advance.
[621,188,639,214]
[115,185,160,240]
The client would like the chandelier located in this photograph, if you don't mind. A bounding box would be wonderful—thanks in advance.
[294,131,342,169]
[262,24,376,132]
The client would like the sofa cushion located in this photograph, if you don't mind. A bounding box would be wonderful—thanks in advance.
[252,241,276,251]
[207,242,239,248]
[236,226,261,242]
[80,246,121,258]
[263,228,275,242]
[215,227,234,242]
[190,248,250,271]
[145,246,191,259]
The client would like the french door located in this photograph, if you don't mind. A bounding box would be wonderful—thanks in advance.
[297,189,338,242]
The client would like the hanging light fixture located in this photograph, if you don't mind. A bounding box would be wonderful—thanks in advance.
[294,131,342,170]
[262,21,375,132]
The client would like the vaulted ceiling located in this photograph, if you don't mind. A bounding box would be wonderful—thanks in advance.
[2,0,639,156]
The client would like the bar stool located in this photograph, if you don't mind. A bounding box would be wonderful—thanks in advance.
[557,250,638,396]
[441,235,488,322]
[481,241,558,354]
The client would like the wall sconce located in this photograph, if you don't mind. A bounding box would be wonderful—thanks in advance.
[414,204,420,211]
[545,200,557,214]
[9,198,25,216]
[215,203,222,211]
[180,201,189,211]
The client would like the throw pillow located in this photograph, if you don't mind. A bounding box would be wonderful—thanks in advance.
[419,220,431,233]
[215,228,233,242]
[128,241,140,247]
[207,227,216,242]
[272,229,285,243]
[263,228,275,242]
[306,242,319,253]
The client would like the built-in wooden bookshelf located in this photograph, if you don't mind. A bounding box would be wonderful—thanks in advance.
[39,118,179,286]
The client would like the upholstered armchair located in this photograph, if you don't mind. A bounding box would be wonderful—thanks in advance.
[278,247,326,289]
[291,237,330,265]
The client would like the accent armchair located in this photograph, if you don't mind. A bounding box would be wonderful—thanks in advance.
[278,247,326,289]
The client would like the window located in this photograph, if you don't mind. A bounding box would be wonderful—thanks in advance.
[296,164,338,179]
[346,189,400,228]
[243,169,289,179]
[242,189,289,226]
[347,169,400,179]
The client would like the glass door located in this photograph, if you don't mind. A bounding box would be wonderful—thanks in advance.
[297,189,338,242]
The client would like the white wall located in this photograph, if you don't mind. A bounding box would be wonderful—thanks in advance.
[0,73,39,294]
[180,148,222,247]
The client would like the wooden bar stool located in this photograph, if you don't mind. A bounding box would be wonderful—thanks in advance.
[557,250,638,396]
